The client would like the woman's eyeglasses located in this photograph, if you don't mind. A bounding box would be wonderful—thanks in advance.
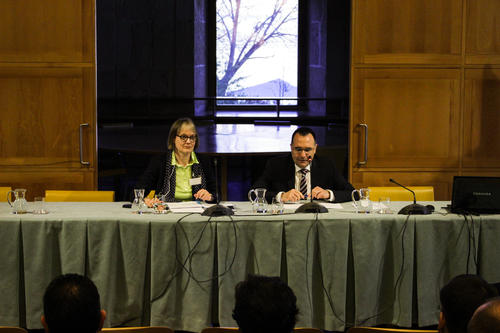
[176,134,197,142]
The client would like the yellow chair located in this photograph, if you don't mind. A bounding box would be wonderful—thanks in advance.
[368,186,434,202]
[0,327,28,333]
[102,327,174,333]
[0,187,12,202]
[201,328,322,333]
[347,327,438,333]
[45,190,115,202]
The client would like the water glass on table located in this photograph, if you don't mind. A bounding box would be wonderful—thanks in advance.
[271,198,284,215]
[32,196,48,214]
[378,197,392,214]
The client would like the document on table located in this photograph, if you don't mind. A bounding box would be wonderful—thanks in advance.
[283,202,343,210]
[322,203,343,209]
[167,201,212,213]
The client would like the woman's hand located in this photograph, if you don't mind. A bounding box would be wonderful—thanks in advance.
[194,189,213,202]
[144,197,161,208]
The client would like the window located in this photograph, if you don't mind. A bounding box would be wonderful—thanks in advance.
[216,0,298,115]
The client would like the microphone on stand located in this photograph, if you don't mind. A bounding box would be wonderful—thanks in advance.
[295,156,328,213]
[202,157,234,216]
[389,178,433,215]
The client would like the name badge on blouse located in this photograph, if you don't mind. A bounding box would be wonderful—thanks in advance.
[190,177,202,186]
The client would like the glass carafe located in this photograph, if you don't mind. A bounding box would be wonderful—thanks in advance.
[351,188,372,213]
[7,188,28,214]
[248,188,268,213]
[132,188,146,214]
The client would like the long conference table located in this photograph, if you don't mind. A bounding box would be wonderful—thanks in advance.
[1,201,499,332]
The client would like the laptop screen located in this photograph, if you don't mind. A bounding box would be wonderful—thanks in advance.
[451,176,500,214]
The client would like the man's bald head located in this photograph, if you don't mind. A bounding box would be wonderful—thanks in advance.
[468,297,500,333]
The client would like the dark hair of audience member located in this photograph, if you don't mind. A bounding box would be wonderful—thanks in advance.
[468,297,500,333]
[43,273,102,333]
[232,274,299,333]
[440,274,498,333]
[291,127,316,144]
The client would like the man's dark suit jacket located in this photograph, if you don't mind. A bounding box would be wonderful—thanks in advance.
[253,154,355,203]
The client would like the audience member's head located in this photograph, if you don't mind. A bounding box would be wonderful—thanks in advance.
[42,273,106,333]
[233,274,299,333]
[439,274,498,333]
[468,297,500,333]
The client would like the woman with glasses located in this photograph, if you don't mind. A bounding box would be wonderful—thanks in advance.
[134,118,215,202]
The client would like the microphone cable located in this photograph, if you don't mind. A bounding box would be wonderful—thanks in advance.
[151,212,197,303]
[304,212,347,326]
[357,213,411,326]
[463,213,479,274]
[306,212,349,326]
[189,215,239,283]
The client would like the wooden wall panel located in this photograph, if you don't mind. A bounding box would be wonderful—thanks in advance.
[0,67,95,167]
[463,68,500,168]
[352,0,462,64]
[466,0,500,64]
[351,69,461,168]
[350,0,500,201]
[0,170,95,200]
[0,0,93,62]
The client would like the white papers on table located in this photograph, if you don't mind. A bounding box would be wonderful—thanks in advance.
[283,202,343,211]
[321,203,343,209]
[167,201,212,213]
[282,202,303,210]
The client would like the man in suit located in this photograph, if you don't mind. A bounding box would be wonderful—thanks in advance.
[253,127,355,203]
[42,273,106,333]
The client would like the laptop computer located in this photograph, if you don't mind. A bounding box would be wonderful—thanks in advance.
[451,176,500,214]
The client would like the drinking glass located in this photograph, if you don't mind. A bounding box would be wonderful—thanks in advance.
[378,197,392,214]
[32,196,48,214]
[271,198,284,215]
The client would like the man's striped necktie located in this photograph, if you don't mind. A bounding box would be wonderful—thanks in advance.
[300,169,308,197]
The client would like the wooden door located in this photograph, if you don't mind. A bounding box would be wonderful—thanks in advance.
[351,68,461,170]
[465,0,500,64]
[352,0,462,65]
[463,68,500,168]
[0,0,96,200]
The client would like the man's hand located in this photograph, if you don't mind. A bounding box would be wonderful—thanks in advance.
[281,189,304,202]
[311,186,330,200]
[194,189,213,201]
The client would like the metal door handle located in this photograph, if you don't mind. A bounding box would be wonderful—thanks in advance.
[79,123,90,166]
[357,123,368,166]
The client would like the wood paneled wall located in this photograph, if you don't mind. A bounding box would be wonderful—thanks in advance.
[350,0,500,200]
[0,0,96,200]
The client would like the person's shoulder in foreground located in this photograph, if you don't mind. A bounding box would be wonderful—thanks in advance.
[439,274,498,333]
[233,274,299,333]
[42,273,106,333]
